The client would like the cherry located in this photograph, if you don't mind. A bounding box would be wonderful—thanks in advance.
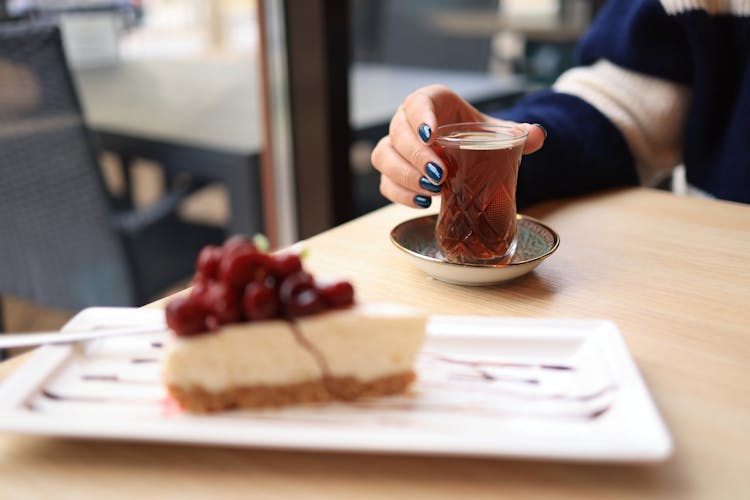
[165,294,209,337]
[279,271,325,318]
[270,253,302,279]
[219,248,271,289]
[204,282,243,324]
[189,276,211,299]
[204,314,222,332]
[243,282,279,320]
[279,271,314,300]
[319,280,355,308]
[195,245,223,280]
[167,235,357,335]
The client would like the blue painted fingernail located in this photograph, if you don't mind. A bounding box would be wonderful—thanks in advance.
[419,176,442,193]
[532,123,548,140]
[425,162,443,183]
[414,195,431,208]
[418,123,431,143]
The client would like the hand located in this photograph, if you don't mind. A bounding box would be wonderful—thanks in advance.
[370,84,546,208]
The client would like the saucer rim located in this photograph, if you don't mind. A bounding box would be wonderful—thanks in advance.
[389,213,560,270]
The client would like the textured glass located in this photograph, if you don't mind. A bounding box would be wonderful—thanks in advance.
[434,124,526,265]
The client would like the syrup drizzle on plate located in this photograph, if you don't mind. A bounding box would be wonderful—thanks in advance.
[27,338,616,422]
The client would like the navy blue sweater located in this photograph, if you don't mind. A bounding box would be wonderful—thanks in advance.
[500,0,750,206]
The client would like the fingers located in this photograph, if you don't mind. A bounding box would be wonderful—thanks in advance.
[399,85,547,153]
[380,175,433,209]
[402,87,441,145]
[371,135,440,208]
[401,84,482,145]
[471,119,546,154]
[372,83,550,210]
[388,107,444,184]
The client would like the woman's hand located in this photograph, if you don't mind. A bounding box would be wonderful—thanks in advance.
[370,84,546,208]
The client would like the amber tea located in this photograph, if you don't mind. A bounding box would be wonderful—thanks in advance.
[433,124,527,265]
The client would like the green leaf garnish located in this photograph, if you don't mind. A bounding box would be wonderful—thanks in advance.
[252,233,270,252]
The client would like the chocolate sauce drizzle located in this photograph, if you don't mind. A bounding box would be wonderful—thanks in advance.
[130,358,159,364]
[350,399,612,421]
[287,321,347,400]
[40,389,155,405]
[27,328,615,422]
[428,352,575,371]
[81,374,158,385]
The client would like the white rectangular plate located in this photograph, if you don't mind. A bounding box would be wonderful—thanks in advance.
[0,308,672,462]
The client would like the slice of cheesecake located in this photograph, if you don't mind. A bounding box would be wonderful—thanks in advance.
[162,235,425,413]
[164,303,425,413]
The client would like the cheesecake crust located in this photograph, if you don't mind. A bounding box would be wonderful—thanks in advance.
[167,371,416,413]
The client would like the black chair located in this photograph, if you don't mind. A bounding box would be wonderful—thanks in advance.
[0,22,225,332]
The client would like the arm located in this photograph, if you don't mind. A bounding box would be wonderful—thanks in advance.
[370,0,694,209]
[503,0,693,207]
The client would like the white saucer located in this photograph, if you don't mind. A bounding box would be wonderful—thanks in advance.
[390,214,560,286]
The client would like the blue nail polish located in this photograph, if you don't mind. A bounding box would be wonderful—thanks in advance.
[425,162,443,183]
[418,123,431,143]
[414,195,431,208]
[419,176,441,193]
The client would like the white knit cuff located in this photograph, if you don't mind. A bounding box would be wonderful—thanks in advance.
[553,59,692,187]
[660,0,750,16]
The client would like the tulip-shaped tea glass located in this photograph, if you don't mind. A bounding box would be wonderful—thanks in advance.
[433,122,528,265]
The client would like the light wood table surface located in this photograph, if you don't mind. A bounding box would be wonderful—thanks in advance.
[1,188,748,499]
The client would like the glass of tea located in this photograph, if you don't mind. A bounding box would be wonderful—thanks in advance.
[433,122,528,265]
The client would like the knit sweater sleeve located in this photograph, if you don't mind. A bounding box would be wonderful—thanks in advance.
[499,0,693,208]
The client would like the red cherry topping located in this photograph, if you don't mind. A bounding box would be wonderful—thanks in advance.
[223,234,255,252]
[279,271,314,300]
[169,234,356,336]
[243,282,279,320]
[189,276,211,299]
[319,280,355,308]
[165,295,209,337]
[195,245,223,280]
[204,282,243,324]
[204,315,222,332]
[219,248,271,289]
[279,271,325,318]
[270,253,302,279]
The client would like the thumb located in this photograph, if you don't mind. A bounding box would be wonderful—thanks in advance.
[519,123,547,154]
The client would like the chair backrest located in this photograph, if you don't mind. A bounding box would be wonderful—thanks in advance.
[0,22,136,309]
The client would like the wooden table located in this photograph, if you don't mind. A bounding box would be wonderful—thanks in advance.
[1,188,748,499]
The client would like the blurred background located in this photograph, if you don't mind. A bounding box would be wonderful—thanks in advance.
[0,0,603,341]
